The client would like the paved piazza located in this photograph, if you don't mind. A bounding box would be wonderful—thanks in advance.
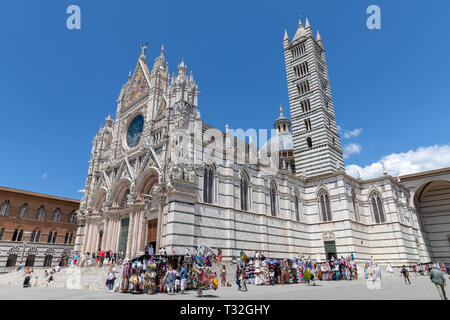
[0,275,443,300]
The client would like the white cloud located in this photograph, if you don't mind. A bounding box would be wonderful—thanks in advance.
[343,128,362,139]
[345,144,450,179]
[343,143,362,159]
[42,173,48,179]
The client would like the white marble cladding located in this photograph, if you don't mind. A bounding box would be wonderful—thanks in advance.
[77,26,447,267]
[161,165,429,265]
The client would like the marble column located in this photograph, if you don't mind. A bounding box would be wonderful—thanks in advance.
[101,219,108,250]
[125,212,134,260]
[84,223,92,253]
[136,211,145,256]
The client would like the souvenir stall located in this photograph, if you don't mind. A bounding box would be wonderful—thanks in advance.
[253,259,265,285]
[120,254,193,295]
[192,245,219,297]
[247,260,256,285]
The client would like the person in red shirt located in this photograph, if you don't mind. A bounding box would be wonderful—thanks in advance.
[99,249,105,267]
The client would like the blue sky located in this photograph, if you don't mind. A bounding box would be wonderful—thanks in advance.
[0,0,449,200]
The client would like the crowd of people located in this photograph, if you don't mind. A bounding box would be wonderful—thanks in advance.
[70,250,125,267]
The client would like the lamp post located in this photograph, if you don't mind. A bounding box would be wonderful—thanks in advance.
[20,231,31,265]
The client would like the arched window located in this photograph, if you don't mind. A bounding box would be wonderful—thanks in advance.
[0,227,4,240]
[18,203,29,219]
[16,229,23,241]
[120,189,130,209]
[36,205,45,220]
[306,137,312,148]
[0,200,10,216]
[269,182,278,217]
[240,171,250,211]
[52,208,61,222]
[68,210,77,224]
[351,189,360,221]
[370,192,386,223]
[12,229,18,241]
[203,165,214,204]
[294,194,301,221]
[68,233,73,245]
[64,233,69,244]
[52,232,57,244]
[47,231,53,243]
[319,190,332,222]
[30,230,40,243]
[12,229,23,242]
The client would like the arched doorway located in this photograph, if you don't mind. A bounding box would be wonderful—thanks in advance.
[147,219,158,253]
[25,255,35,267]
[98,230,103,251]
[136,168,160,255]
[415,180,450,263]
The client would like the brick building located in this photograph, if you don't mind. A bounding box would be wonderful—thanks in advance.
[0,186,79,270]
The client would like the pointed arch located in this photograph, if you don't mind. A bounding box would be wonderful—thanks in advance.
[318,188,332,222]
[12,227,24,242]
[35,205,45,220]
[269,180,278,217]
[52,208,61,222]
[135,167,160,196]
[92,187,108,213]
[30,229,41,243]
[351,188,360,222]
[110,177,132,208]
[293,187,302,221]
[369,190,386,223]
[68,210,77,224]
[18,203,29,219]
[0,200,10,217]
[203,162,217,204]
[240,169,251,211]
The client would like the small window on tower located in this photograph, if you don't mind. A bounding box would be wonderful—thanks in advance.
[306,137,312,148]
[304,119,312,132]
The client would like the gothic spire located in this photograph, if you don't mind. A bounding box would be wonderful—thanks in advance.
[305,17,311,29]
[284,29,289,41]
[316,30,322,41]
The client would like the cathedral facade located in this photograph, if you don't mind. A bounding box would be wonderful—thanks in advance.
[76,18,449,265]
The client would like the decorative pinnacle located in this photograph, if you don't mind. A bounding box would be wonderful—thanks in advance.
[297,11,303,27]
[316,30,322,41]
[305,17,310,28]
[284,29,289,41]
[280,103,283,115]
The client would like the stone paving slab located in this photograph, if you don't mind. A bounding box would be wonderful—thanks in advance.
[0,274,445,300]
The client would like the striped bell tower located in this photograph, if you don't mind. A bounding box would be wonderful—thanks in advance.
[283,16,344,178]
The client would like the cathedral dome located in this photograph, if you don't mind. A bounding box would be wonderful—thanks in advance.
[262,105,293,153]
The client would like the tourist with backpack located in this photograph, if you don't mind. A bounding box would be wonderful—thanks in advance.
[401,265,411,284]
